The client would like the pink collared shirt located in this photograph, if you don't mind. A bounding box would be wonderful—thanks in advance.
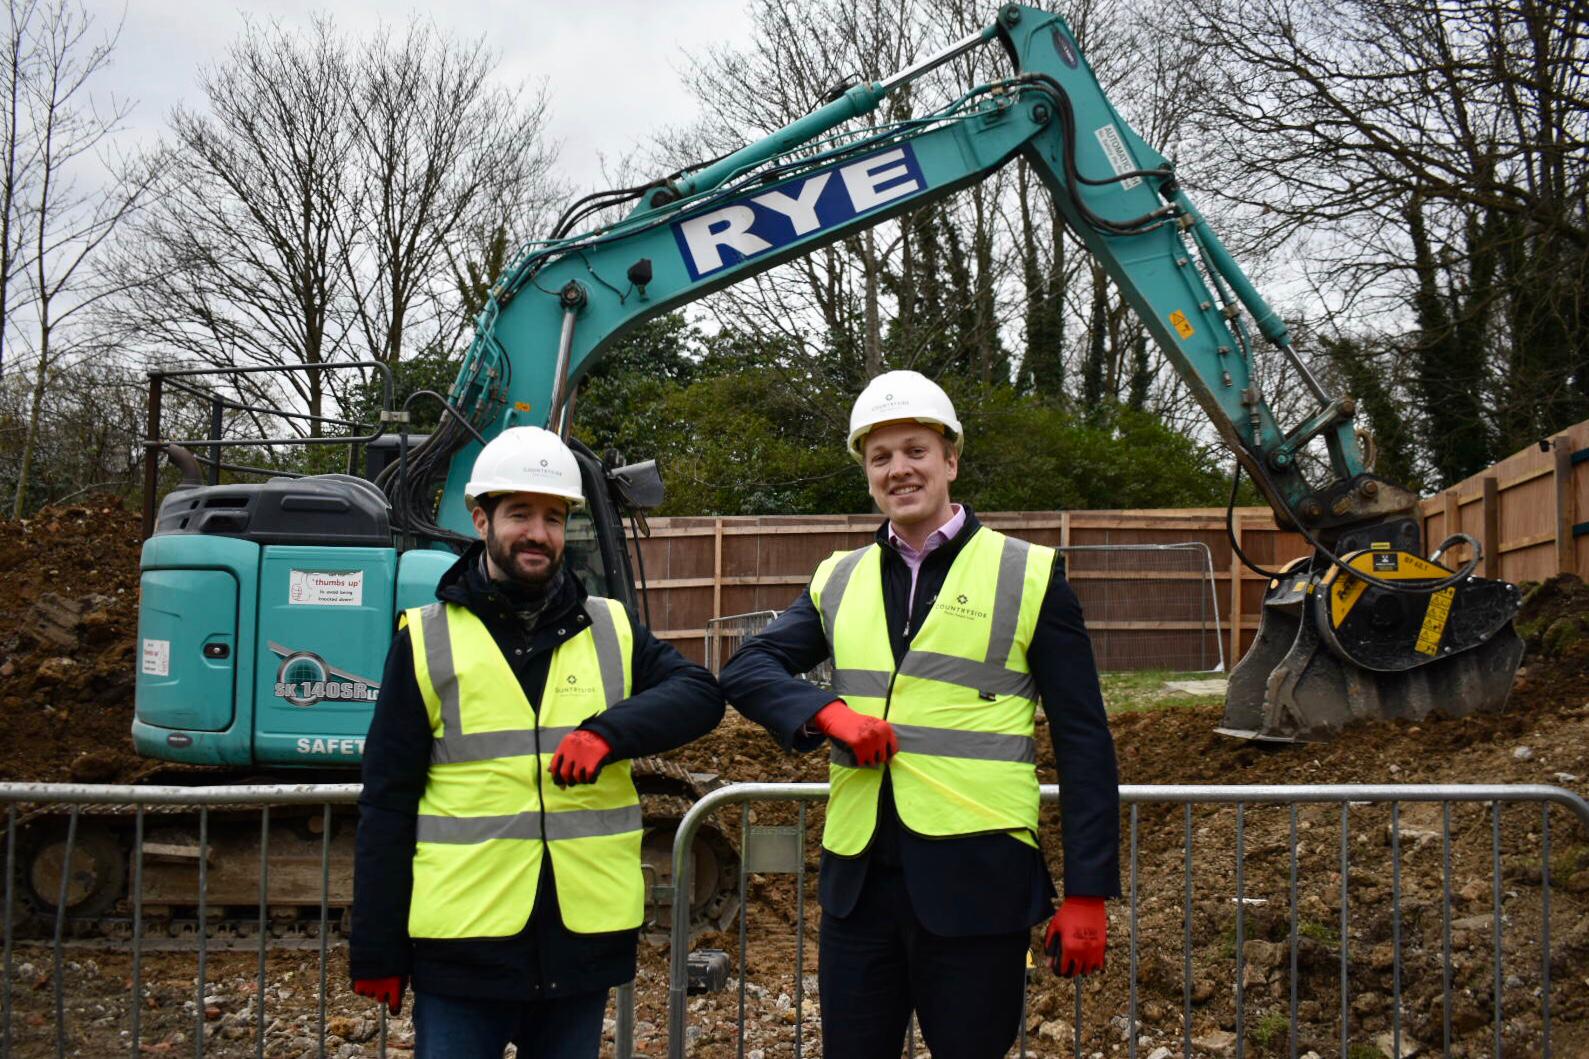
[888,504,965,615]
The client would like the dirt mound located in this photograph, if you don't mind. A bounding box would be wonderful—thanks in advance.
[1514,573,1589,706]
[0,496,143,783]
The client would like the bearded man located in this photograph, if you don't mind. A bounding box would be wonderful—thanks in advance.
[350,426,723,1058]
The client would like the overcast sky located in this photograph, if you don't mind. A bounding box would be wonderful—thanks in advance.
[106,0,751,190]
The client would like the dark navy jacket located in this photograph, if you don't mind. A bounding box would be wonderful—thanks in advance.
[720,508,1120,936]
[350,544,724,1000]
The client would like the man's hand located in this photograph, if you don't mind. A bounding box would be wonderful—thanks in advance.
[811,700,899,767]
[550,730,612,786]
[1044,896,1107,977]
[353,976,406,1015]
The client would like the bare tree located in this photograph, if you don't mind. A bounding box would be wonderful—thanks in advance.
[341,21,560,368]
[104,17,563,443]
[1173,0,1589,483]
[0,0,40,382]
[10,0,146,518]
[106,18,357,438]
[659,0,1232,435]
[668,0,929,391]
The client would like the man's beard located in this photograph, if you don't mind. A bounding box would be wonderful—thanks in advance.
[485,528,563,592]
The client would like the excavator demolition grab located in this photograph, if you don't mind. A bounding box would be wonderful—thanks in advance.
[18,2,1521,931]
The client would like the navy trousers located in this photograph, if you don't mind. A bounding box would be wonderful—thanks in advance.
[411,988,607,1059]
[817,863,1030,1059]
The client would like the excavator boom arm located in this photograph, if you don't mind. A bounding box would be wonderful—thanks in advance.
[430,5,1389,543]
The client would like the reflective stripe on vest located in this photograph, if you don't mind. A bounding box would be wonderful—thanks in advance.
[418,597,629,765]
[405,596,643,938]
[810,528,1055,855]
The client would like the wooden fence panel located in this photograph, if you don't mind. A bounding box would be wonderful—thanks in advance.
[1419,418,1589,586]
[632,508,1304,667]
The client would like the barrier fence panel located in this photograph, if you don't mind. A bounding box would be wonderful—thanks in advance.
[705,612,834,688]
[667,783,1589,1059]
[0,784,370,1059]
[8,781,1588,1057]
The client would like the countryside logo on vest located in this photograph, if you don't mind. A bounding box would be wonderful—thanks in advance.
[553,672,598,698]
[932,592,988,622]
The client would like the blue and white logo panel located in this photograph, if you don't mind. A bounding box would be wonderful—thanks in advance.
[672,142,928,281]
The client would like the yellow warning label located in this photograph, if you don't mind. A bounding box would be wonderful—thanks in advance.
[1170,310,1194,339]
[1325,549,1455,628]
[1331,576,1369,626]
[1415,587,1456,655]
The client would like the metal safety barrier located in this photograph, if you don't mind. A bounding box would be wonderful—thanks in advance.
[0,782,636,1059]
[0,783,368,1059]
[706,610,835,687]
[6,781,1587,1058]
[667,783,1589,1059]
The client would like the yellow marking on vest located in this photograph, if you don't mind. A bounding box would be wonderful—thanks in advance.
[1416,587,1456,655]
[1169,310,1194,339]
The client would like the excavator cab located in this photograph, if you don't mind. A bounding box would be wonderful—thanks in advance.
[132,402,652,769]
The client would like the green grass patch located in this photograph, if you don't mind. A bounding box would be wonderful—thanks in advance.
[1347,1045,1387,1059]
[1248,1012,1289,1050]
[1098,669,1227,714]
[1550,843,1589,880]
[1298,920,1339,946]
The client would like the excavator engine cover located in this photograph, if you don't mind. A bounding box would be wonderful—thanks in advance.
[1217,551,1524,742]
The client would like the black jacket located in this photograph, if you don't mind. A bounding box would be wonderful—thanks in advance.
[350,544,725,1000]
[720,508,1121,936]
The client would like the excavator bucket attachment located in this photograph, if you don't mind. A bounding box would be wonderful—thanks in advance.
[1217,551,1524,742]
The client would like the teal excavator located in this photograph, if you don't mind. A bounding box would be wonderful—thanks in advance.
[25,4,1523,929]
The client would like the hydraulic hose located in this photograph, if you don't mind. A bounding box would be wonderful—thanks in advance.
[1225,461,1483,594]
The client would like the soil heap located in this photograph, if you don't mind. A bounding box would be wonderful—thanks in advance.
[0,496,143,783]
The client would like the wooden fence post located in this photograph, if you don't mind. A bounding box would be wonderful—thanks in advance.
[1482,476,1501,579]
[1442,490,1461,562]
[1556,437,1577,575]
[1229,519,1244,664]
[712,518,723,620]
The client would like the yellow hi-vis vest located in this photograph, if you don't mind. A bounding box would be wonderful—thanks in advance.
[809,527,1056,856]
[403,597,642,938]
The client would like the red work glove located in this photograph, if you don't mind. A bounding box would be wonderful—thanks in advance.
[812,700,899,767]
[550,730,612,786]
[353,975,406,1015]
[1044,896,1107,977]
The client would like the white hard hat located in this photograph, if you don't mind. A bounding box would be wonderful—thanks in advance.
[846,370,963,461]
[464,426,585,510]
